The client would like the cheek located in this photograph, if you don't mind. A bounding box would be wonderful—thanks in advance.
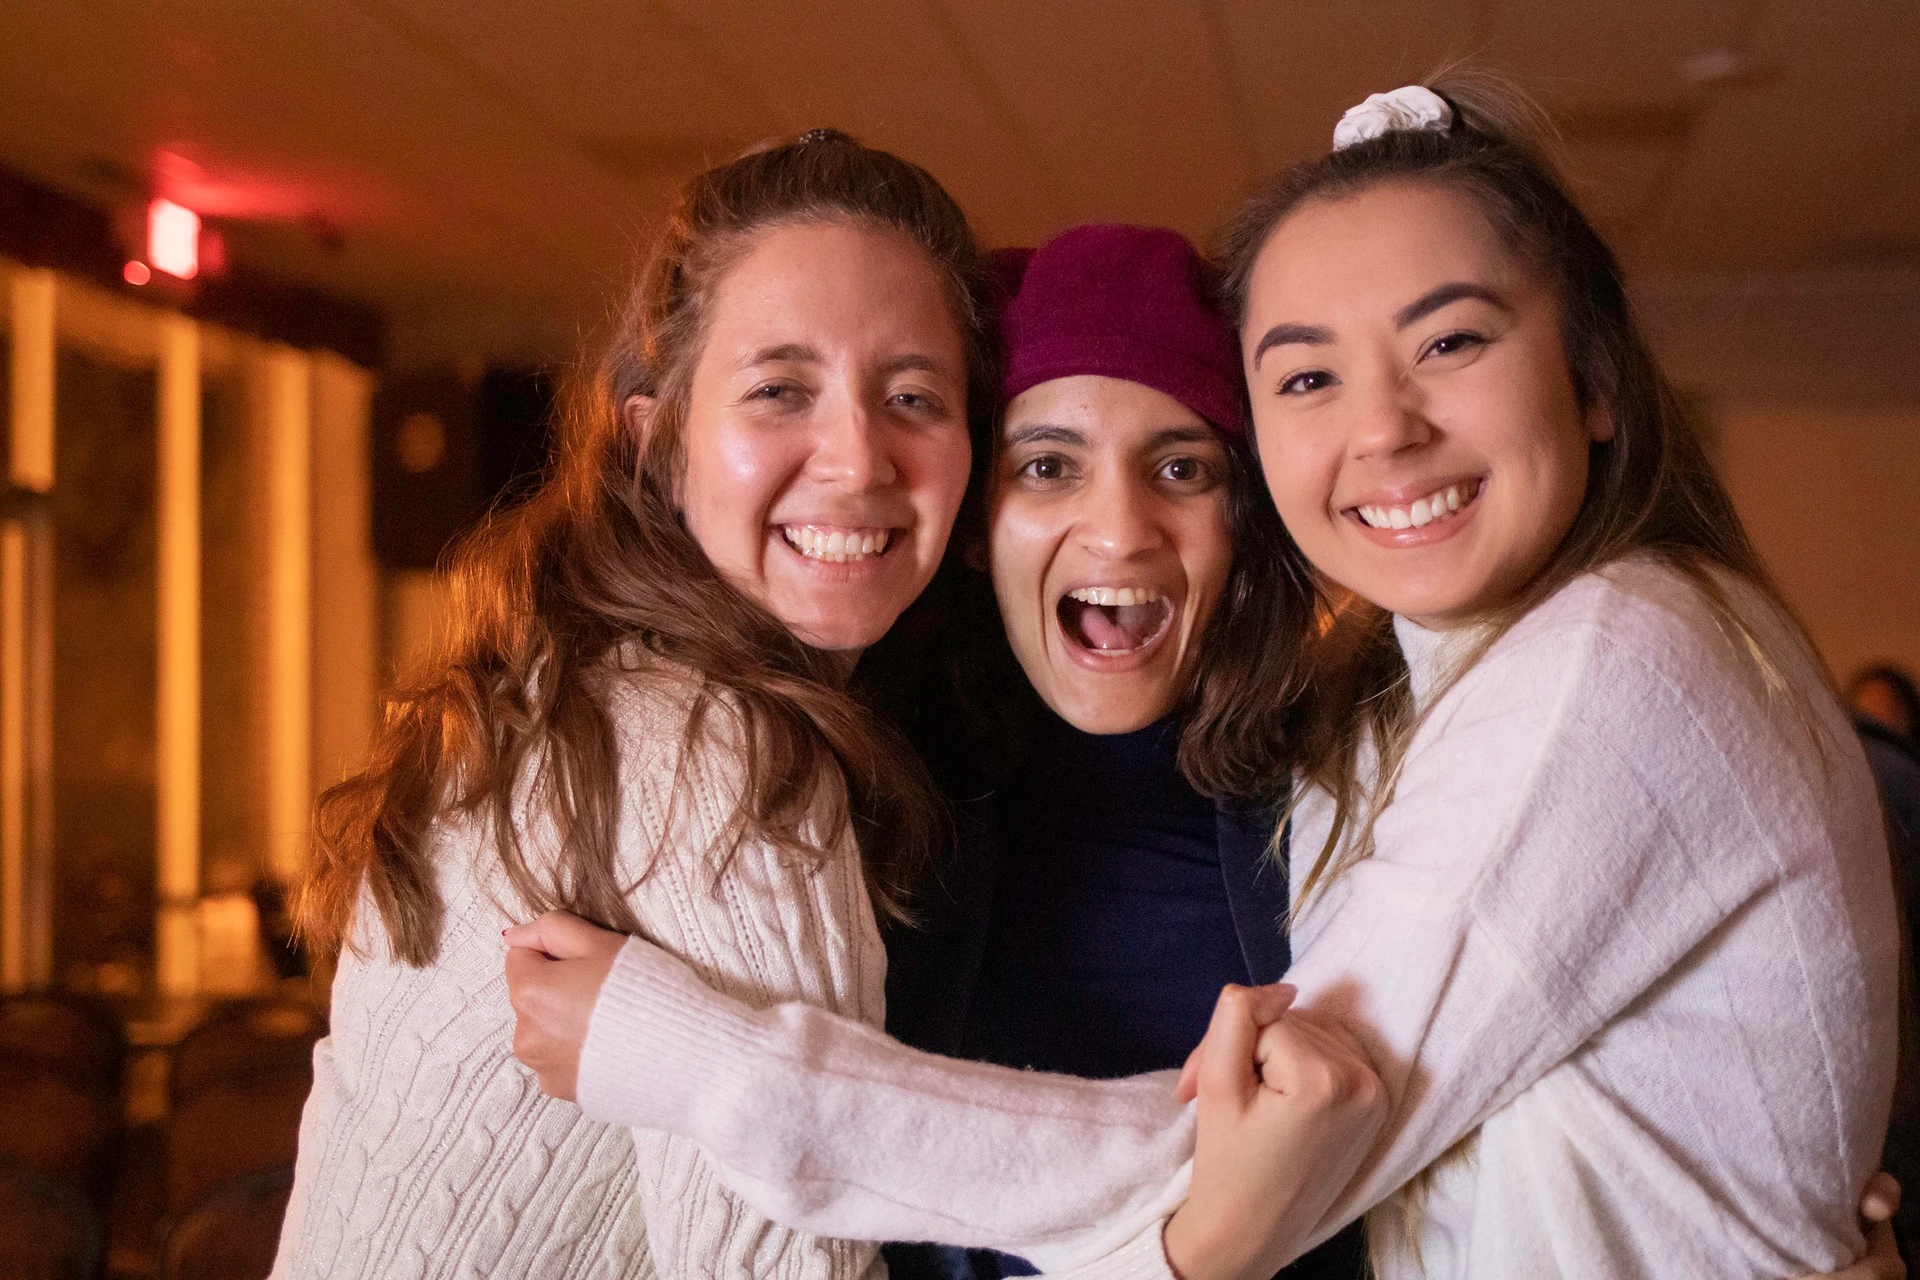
[1253,417,1332,528]
[680,419,793,567]
[901,428,974,518]
[1182,512,1236,620]
[987,500,1057,638]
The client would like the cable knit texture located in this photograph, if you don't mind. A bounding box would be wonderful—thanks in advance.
[272,663,887,1280]
[570,561,1896,1279]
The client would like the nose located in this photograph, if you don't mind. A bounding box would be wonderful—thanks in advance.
[1075,468,1166,561]
[807,398,898,491]
[1347,366,1434,461]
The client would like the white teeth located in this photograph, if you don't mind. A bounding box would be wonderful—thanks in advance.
[1066,586,1165,607]
[1356,481,1479,530]
[781,526,892,561]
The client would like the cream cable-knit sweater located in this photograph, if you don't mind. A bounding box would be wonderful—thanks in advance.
[568,560,1898,1278]
[272,665,888,1280]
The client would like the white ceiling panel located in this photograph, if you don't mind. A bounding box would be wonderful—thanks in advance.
[1479,0,1751,110]
[1213,0,1484,175]
[1646,0,1920,271]
[930,0,1246,239]
[1,0,1914,364]
[658,0,1064,246]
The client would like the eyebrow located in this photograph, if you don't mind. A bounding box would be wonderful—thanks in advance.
[1002,423,1087,448]
[1144,426,1220,449]
[740,346,951,378]
[745,343,819,368]
[1394,281,1509,330]
[1251,281,1513,368]
[1252,323,1334,367]
[876,353,950,378]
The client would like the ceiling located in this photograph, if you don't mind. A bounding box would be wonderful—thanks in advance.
[2,0,1917,368]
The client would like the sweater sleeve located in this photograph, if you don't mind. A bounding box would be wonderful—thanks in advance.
[600,677,893,1280]
[579,933,1191,1276]
[1274,576,1889,1259]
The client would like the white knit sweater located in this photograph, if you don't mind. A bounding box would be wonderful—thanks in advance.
[570,560,1899,1278]
[272,666,888,1280]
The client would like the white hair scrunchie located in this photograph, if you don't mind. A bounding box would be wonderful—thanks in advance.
[1332,86,1454,151]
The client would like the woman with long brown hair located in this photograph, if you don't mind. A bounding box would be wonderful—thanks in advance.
[273,129,995,1279]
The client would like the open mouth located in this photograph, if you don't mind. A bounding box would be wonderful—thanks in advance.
[779,525,895,563]
[1352,478,1483,531]
[1056,586,1174,653]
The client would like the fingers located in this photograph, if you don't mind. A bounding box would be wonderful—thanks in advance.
[1244,983,1298,1027]
[1195,985,1262,1109]
[503,909,608,959]
[1861,1170,1903,1222]
[1175,983,1293,1104]
[1175,1042,1203,1105]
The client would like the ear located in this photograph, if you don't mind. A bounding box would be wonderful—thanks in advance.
[1585,402,1617,444]
[622,394,657,447]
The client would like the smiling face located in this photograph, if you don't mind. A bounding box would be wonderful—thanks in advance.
[656,220,973,658]
[989,375,1234,734]
[1242,181,1611,628]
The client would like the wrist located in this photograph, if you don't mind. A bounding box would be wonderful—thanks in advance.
[1162,1203,1253,1280]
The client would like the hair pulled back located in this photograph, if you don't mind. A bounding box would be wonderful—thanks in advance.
[1219,73,1794,899]
[302,129,996,966]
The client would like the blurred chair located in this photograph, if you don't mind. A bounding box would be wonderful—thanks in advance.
[0,995,125,1102]
[0,1059,120,1202]
[165,1002,323,1216]
[0,1154,104,1280]
[156,1164,291,1280]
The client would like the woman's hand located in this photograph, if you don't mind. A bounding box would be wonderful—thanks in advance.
[1802,1172,1905,1280]
[502,910,627,1101]
[1161,985,1386,1280]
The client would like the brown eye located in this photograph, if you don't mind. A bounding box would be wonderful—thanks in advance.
[1425,331,1485,358]
[1279,369,1336,395]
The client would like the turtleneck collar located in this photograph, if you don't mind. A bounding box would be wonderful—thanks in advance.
[1391,614,1483,710]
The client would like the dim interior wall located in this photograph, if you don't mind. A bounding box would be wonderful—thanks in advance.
[1633,269,1920,689]
[383,568,455,687]
[1714,400,1920,687]
[312,354,380,791]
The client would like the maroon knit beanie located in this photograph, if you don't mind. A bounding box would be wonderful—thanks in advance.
[997,224,1246,437]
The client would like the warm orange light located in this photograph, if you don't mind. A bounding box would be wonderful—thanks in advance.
[147,198,200,279]
[123,260,151,286]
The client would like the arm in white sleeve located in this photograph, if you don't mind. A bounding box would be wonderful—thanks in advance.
[579,934,1192,1276]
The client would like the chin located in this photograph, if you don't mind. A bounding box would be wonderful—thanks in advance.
[1050,686,1171,736]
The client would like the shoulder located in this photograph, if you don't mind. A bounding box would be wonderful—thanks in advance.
[1480,556,1813,709]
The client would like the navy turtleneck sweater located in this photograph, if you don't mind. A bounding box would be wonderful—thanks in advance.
[962,709,1253,1079]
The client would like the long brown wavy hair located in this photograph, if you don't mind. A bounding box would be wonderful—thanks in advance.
[301,130,998,967]
[1217,72,1823,904]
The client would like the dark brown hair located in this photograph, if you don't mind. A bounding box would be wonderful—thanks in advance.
[1217,73,1809,900]
[301,129,997,966]
[1173,429,1316,805]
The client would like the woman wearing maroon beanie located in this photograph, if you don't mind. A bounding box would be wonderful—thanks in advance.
[875,224,1366,1280]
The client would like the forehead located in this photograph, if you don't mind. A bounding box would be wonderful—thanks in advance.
[704,220,961,353]
[1247,181,1527,322]
[1002,375,1214,442]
